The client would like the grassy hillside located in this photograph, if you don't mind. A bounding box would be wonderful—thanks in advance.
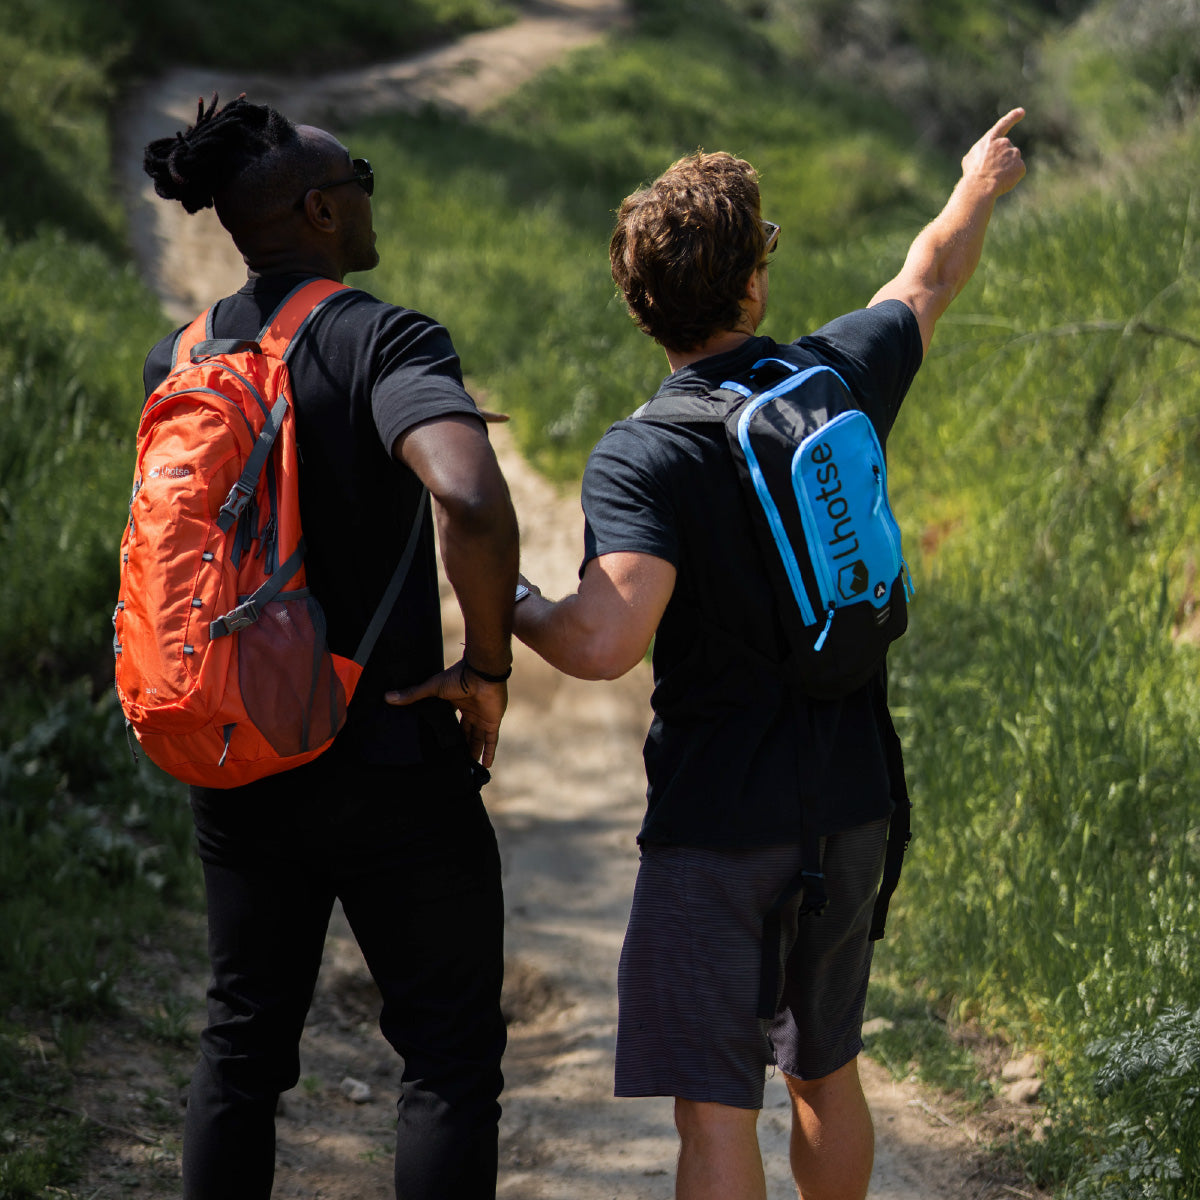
[2,0,1199,1195]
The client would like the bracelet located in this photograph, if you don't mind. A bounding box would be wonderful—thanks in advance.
[463,659,513,684]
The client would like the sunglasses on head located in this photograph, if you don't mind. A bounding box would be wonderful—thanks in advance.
[294,158,374,210]
[761,219,780,255]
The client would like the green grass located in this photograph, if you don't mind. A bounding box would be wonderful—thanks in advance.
[0,685,199,1198]
[1,0,516,70]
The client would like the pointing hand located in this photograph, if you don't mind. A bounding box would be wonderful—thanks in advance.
[962,107,1027,198]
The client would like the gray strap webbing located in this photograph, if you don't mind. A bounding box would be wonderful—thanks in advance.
[216,395,288,533]
[209,541,306,640]
[353,487,429,667]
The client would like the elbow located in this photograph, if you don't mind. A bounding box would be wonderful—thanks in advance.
[570,629,648,681]
[437,485,518,545]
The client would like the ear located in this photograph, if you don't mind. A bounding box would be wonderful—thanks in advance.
[744,266,765,306]
[297,189,339,234]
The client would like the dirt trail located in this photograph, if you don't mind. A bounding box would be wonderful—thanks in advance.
[87,4,1043,1196]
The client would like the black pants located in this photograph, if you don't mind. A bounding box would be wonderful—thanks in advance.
[182,750,506,1200]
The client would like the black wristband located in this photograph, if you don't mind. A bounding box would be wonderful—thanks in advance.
[463,659,513,684]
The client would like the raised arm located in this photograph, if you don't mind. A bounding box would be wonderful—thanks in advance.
[871,107,1027,355]
[385,413,519,767]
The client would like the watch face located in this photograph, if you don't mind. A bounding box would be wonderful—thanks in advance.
[514,583,530,602]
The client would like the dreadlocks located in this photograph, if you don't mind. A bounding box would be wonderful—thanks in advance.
[142,93,301,218]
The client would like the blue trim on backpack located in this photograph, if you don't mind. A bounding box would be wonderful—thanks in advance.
[731,364,835,629]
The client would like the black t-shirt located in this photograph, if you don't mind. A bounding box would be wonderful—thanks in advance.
[143,273,484,767]
[581,300,923,846]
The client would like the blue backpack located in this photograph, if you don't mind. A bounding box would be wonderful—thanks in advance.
[636,353,913,701]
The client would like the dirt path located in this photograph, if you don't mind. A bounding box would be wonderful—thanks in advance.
[89,4,1044,1196]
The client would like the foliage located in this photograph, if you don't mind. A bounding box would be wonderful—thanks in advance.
[863,976,998,1106]
[0,1030,93,1200]
[0,683,198,1013]
[1031,0,1200,160]
[0,232,168,690]
[1062,1007,1200,1199]
[0,683,197,1196]
[0,0,516,71]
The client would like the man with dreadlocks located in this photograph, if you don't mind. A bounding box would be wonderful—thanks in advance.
[141,94,519,1199]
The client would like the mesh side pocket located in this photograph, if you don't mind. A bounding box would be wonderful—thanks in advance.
[238,593,348,756]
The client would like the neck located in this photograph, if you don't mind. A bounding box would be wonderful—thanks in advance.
[240,239,344,283]
[664,328,757,373]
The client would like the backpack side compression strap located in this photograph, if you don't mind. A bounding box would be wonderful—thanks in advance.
[352,487,430,667]
[869,693,912,941]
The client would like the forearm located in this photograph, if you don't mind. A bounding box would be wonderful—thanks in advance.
[906,175,999,306]
[396,414,519,676]
[513,591,627,681]
[437,493,519,676]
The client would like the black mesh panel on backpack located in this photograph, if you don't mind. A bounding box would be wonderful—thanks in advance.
[237,592,347,755]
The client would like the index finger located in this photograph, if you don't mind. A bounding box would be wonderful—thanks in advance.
[990,107,1026,139]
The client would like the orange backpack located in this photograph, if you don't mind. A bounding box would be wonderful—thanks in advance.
[114,278,425,788]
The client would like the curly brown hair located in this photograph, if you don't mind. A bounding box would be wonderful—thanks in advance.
[609,151,771,353]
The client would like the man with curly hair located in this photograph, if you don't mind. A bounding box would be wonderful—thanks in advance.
[141,94,519,1200]
[513,110,1026,1198]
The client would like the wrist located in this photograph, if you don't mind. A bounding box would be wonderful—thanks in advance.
[462,658,512,684]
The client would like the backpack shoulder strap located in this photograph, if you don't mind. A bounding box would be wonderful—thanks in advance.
[167,278,353,371]
[171,309,213,370]
[633,352,809,425]
[257,278,354,360]
[632,388,745,424]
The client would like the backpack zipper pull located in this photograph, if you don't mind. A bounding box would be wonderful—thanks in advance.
[218,724,235,767]
[257,515,277,572]
[872,463,884,516]
[813,604,836,652]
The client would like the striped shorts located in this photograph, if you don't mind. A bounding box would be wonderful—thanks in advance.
[613,819,889,1109]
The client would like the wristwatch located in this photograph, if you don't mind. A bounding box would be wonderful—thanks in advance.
[514,582,531,603]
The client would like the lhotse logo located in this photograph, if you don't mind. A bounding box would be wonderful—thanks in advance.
[838,559,869,600]
[147,464,194,480]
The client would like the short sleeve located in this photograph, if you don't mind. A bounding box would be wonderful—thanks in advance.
[320,300,482,454]
[581,424,680,574]
[797,299,923,439]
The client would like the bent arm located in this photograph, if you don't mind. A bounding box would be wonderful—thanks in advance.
[396,413,519,676]
[514,551,676,681]
[871,107,1027,355]
[387,413,519,766]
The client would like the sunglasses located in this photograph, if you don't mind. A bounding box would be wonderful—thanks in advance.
[762,220,781,255]
[295,158,374,210]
